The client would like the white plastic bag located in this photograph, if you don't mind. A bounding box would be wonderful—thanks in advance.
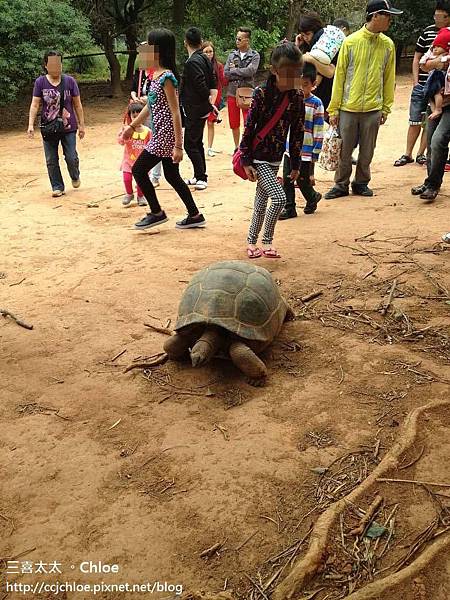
[318,126,342,171]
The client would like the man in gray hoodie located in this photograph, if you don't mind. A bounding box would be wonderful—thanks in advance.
[224,28,260,151]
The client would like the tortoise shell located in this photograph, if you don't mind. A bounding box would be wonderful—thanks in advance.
[175,260,289,344]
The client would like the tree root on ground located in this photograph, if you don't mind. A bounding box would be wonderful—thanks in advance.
[343,531,450,599]
[273,399,450,600]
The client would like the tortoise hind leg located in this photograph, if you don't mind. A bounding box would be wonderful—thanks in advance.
[229,341,267,386]
[285,303,295,321]
[164,332,196,360]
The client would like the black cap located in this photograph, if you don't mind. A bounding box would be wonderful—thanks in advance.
[366,0,403,16]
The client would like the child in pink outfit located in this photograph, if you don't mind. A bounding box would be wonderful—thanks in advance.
[118,103,151,206]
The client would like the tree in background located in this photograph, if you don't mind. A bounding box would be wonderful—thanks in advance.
[0,0,91,105]
[388,0,436,60]
[73,0,149,96]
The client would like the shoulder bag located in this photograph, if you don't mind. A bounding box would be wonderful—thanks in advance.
[40,76,66,140]
[232,94,290,180]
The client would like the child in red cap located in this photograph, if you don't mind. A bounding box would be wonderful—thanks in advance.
[420,27,450,120]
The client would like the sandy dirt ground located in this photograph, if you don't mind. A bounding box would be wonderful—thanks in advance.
[1,75,450,600]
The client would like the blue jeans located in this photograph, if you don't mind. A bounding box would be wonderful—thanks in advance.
[409,84,428,125]
[424,108,450,191]
[43,131,80,191]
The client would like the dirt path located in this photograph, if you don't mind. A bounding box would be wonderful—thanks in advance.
[1,75,449,600]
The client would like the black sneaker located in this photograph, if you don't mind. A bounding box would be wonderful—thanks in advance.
[411,184,427,196]
[324,186,349,199]
[279,208,297,220]
[352,184,373,197]
[419,187,438,202]
[304,192,322,214]
[134,211,168,230]
[175,213,206,229]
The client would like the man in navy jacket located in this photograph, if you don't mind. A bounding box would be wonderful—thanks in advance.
[180,27,217,191]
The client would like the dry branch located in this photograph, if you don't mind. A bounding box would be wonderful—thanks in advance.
[301,291,323,303]
[381,279,397,316]
[200,541,226,559]
[0,309,33,330]
[272,399,450,600]
[144,323,173,335]
[124,353,168,372]
[350,495,383,536]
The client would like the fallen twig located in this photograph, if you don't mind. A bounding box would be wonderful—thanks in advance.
[377,477,450,488]
[9,277,26,287]
[301,291,323,303]
[381,279,397,316]
[355,231,377,241]
[362,266,377,280]
[235,530,258,551]
[143,323,173,335]
[111,349,127,362]
[0,309,33,330]
[350,495,383,536]
[214,423,229,441]
[124,353,168,372]
[200,540,226,559]
[107,418,121,430]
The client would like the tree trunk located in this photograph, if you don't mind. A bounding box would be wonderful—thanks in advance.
[125,25,138,82]
[103,32,122,97]
[286,0,305,40]
[173,0,185,26]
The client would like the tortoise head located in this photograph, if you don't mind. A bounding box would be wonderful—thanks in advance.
[190,326,224,368]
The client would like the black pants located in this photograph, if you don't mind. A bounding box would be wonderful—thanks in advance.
[132,150,199,216]
[424,108,450,191]
[184,115,207,181]
[283,156,317,210]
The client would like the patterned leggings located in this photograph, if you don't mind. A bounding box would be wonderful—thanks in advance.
[247,163,286,246]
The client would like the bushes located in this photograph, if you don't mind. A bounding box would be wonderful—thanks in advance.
[0,0,92,105]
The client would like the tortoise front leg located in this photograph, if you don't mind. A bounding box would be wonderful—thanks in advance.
[164,331,197,360]
[229,341,268,386]
[190,326,223,367]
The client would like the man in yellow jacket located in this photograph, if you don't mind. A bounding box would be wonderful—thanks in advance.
[325,0,402,199]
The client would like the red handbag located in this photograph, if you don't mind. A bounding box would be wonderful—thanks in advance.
[232,94,290,180]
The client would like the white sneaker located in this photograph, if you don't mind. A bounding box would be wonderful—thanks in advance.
[195,180,208,190]
[151,178,160,188]
[207,148,215,157]
[52,189,65,198]
[184,178,197,185]
[122,194,133,206]
[137,196,147,206]
[211,148,222,154]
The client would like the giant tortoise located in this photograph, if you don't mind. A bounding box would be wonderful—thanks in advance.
[163,260,294,385]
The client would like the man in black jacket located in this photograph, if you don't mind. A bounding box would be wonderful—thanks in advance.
[180,27,217,191]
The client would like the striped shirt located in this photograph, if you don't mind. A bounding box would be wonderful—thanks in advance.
[285,94,324,162]
[416,24,439,86]
[301,94,324,162]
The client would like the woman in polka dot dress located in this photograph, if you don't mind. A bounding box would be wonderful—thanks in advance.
[121,29,206,230]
